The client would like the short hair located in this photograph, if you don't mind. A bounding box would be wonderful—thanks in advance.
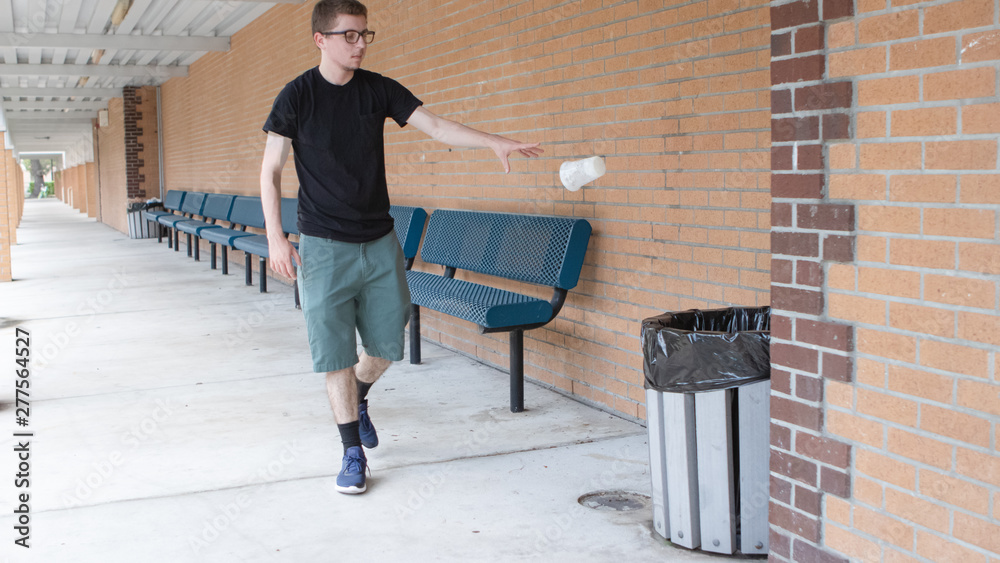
[312,0,368,34]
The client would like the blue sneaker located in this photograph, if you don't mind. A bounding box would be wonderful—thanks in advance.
[336,446,367,494]
[359,400,379,449]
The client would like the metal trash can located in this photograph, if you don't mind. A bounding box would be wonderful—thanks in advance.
[127,201,162,239]
[641,306,771,555]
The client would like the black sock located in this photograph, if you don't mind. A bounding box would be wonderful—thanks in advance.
[338,421,362,451]
[357,380,373,403]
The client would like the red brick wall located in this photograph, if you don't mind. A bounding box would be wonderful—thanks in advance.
[0,150,12,282]
[160,0,773,419]
[86,161,98,219]
[63,164,88,215]
[770,0,1000,560]
[98,98,128,234]
[372,0,774,418]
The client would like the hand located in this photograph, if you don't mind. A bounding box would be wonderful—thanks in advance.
[268,237,302,280]
[493,138,544,173]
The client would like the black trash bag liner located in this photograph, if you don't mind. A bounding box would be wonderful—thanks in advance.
[642,306,771,393]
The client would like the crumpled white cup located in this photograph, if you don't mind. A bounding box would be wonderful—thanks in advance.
[559,156,606,192]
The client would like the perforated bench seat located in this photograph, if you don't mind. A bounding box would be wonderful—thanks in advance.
[406,270,552,329]
[231,235,298,257]
[145,190,186,245]
[406,209,592,412]
[200,227,256,247]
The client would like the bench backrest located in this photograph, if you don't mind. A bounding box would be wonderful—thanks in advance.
[390,205,427,260]
[179,192,206,216]
[280,198,298,235]
[229,196,266,230]
[201,194,236,222]
[420,209,592,290]
[163,190,186,211]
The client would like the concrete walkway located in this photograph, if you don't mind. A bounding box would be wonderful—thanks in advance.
[0,199,727,562]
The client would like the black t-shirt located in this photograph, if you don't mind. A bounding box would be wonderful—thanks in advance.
[263,67,422,242]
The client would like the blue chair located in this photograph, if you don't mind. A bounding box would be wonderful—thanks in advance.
[174,194,237,261]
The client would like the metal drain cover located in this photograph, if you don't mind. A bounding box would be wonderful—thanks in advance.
[578,491,651,512]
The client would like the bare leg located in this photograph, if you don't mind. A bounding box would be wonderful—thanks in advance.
[356,351,392,385]
[326,367,359,423]
[326,352,392,422]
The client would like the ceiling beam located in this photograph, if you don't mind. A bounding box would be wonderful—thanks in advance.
[0,64,188,78]
[0,33,230,52]
[4,110,99,118]
[13,143,81,152]
[5,128,92,138]
[5,101,108,111]
[2,87,123,98]
[6,116,96,124]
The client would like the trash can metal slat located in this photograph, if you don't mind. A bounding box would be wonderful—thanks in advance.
[738,380,771,554]
[665,392,700,549]
[695,390,737,555]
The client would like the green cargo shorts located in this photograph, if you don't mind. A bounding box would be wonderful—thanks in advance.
[297,231,410,373]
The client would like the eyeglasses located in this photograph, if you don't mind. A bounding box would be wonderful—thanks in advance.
[319,29,375,44]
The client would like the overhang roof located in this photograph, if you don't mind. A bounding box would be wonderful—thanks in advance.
[0,0,303,162]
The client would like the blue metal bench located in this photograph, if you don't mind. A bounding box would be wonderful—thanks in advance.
[232,197,300,306]
[174,194,237,262]
[390,205,428,271]
[157,192,206,256]
[406,209,592,412]
[199,196,265,275]
[231,202,428,309]
[144,190,186,247]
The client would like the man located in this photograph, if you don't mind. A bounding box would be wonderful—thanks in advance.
[260,0,542,495]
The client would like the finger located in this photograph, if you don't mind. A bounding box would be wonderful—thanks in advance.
[501,153,511,173]
[291,247,303,267]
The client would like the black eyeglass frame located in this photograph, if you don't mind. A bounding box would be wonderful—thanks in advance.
[318,29,375,44]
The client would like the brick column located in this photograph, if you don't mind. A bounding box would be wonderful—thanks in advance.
[0,150,11,282]
[769,0,857,560]
[123,86,146,201]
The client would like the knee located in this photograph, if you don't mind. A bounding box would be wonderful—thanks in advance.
[368,355,392,371]
[326,367,356,382]
[359,352,392,374]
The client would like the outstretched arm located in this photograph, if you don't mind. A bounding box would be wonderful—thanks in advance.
[406,106,543,173]
[260,132,301,279]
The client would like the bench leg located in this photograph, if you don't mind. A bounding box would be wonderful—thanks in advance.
[259,256,267,293]
[186,233,193,258]
[409,305,421,364]
[193,236,200,261]
[222,246,229,275]
[245,253,252,286]
[173,228,179,251]
[293,279,301,309]
[154,221,162,243]
[510,329,524,413]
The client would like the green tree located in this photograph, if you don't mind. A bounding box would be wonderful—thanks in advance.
[23,158,55,198]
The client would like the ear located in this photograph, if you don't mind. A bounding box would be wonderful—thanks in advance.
[313,32,325,49]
